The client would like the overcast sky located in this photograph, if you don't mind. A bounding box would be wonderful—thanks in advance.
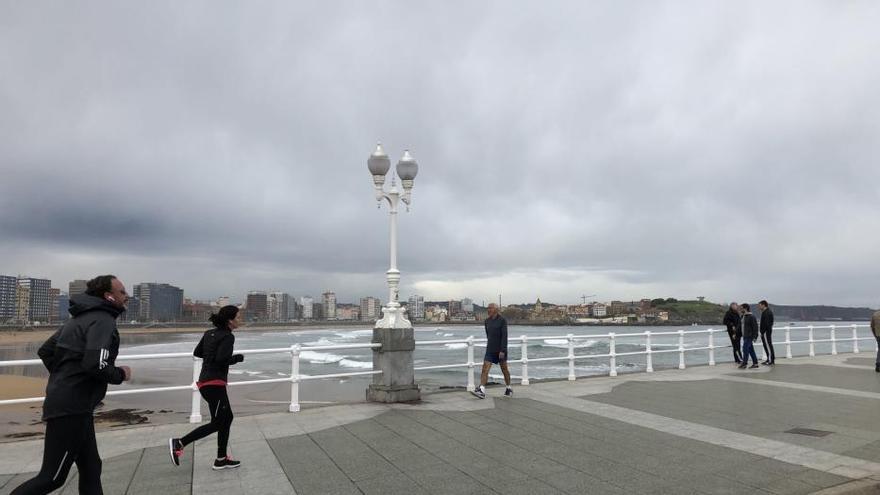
[1,2,879,307]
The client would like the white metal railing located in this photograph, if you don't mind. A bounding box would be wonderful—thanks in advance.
[0,324,873,420]
[0,342,381,423]
[413,324,874,391]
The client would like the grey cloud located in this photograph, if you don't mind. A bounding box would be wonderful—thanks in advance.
[1,1,879,306]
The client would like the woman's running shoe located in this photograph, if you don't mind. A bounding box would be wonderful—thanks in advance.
[213,457,242,470]
[168,438,184,466]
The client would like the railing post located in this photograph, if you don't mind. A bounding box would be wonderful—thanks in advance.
[609,332,617,377]
[520,335,530,385]
[189,356,202,423]
[567,333,576,381]
[708,329,716,366]
[645,331,653,373]
[808,325,815,357]
[785,326,792,359]
[853,324,860,354]
[466,336,475,392]
[830,325,838,355]
[678,329,686,369]
[289,344,301,412]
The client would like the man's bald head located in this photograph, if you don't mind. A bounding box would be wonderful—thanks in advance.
[487,303,498,317]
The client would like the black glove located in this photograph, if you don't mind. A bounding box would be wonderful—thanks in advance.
[231,354,245,364]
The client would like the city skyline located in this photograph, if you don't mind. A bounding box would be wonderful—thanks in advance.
[2,3,879,307]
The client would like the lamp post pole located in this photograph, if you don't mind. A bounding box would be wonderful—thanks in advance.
[366,143,421,403]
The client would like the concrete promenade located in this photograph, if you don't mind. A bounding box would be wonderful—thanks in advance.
[2,353,880,494]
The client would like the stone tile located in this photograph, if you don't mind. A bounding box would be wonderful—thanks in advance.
[355,471,427,495]
[268,434,360,495]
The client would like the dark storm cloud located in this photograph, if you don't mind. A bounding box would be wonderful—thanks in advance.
[1,1,879,305]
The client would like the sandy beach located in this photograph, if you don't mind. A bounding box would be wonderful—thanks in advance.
[0,324,358,346]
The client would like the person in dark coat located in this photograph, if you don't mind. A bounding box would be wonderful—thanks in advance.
[738,303,760,369]
[872,309,880,372]
[759,300,775,365]
[169,305,245,471]
[723,303,743,364]
[12,275,132,495]
[471,303,511,399]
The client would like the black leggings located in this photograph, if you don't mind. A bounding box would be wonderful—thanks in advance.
[12,414,103,495]
[180,386,233,458]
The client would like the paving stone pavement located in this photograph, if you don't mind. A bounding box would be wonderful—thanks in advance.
[2,353,879,494]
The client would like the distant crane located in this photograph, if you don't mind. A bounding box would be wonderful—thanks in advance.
[581,294,596,305]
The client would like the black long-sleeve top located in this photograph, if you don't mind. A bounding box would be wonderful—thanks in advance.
[194,327,242,383]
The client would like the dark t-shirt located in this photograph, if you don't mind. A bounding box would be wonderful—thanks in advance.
[484,315,508,354]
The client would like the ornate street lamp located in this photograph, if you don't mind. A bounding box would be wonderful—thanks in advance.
[366,142,421,403]
[367,143,418,329]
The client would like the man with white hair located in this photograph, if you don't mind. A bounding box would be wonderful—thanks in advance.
[471,303,512,399]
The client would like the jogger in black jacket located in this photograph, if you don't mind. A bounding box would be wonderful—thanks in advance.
[169,305,244,471]
[12,275,132,495]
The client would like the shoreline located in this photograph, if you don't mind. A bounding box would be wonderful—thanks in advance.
[0,319,840,346]
[0,324,380,346]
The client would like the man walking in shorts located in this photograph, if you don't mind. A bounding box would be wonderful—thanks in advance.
[471,303,512,399]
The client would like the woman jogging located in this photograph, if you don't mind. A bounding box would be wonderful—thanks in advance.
[169,305,244,470]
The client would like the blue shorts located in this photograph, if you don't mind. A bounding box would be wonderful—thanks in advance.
[484,351,506,364]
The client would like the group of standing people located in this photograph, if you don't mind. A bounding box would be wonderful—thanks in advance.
[12,275,243,495]
[723,300,775,369]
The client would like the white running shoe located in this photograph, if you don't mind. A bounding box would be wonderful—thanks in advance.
[470,386,486,399]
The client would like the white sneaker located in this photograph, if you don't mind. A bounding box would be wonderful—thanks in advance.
[470,386,486,399]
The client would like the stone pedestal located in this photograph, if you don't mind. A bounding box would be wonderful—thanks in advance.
[367,326,421,403]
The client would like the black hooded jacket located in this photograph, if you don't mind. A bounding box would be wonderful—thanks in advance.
[194,326,243,383]
[37,294,126,420]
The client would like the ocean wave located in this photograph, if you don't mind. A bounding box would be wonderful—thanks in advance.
[444,343,468,350]
[338,359,373,369]
[542,339,599,349]
[300,350,345,364]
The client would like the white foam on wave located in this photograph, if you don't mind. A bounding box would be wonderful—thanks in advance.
[300,350,345,364]
[338,359,373,369]
[444,343,468,350]
[542,339,599,349]
[304,337,339,347]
